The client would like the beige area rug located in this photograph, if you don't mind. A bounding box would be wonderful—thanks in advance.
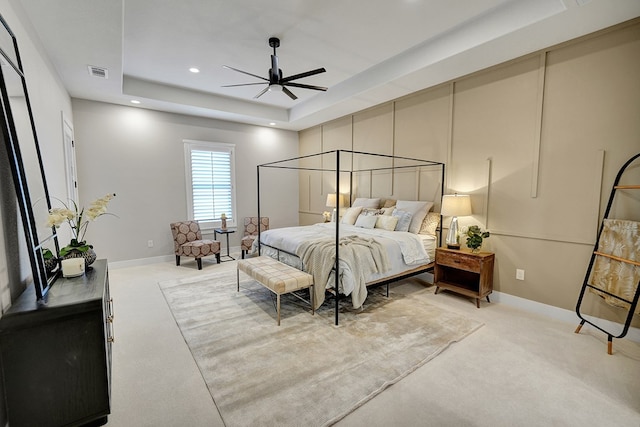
[159,267,482,427]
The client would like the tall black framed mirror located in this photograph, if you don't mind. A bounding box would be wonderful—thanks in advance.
[0,14,59,301]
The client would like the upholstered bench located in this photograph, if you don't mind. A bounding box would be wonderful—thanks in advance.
[237,256,314,325]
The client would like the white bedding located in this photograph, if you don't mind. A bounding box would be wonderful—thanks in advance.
[252,223,436,307]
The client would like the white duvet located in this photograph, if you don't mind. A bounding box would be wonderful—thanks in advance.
[252,223,434,305]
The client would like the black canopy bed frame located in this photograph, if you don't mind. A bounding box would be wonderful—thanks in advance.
[256,149,445,325]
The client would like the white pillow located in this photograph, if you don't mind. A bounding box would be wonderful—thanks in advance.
[354,214,377,229]
[375,215,399,231]
[340,206,363,225]
[396,200,434,234]
[352,198,380,209]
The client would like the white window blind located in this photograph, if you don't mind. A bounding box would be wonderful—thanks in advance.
[184,141,236,228]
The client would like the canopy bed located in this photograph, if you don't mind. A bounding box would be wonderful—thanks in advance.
[255,150,445,325]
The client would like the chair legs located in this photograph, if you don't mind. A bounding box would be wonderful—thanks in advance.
[176,254,220,269]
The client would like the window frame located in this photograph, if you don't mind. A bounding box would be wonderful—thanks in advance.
[183,140,237,231]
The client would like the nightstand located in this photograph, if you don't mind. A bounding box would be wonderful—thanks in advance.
[434,247,495,308]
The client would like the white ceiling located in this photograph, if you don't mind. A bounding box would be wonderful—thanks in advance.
[16,0,640,130]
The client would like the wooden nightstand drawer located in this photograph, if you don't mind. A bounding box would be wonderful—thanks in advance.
[436,250,480,272]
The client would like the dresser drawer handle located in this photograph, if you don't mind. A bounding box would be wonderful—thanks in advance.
[107,319,115,343]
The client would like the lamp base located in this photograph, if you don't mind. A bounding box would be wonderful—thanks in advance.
[445,216,461,250]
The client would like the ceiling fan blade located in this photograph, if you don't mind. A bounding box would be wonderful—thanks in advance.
[282,86,298,100]
[253,86,270,99]
[222,82,269,87]
[280,68,326,83]
[283,81,328,91]
[223,65,268,82]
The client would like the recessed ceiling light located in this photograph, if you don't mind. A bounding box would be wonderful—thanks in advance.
[130,100,141,104]
[269,122,276,126]
[189,67,200,73]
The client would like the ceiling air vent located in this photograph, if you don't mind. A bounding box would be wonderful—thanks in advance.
[87,65,108,79]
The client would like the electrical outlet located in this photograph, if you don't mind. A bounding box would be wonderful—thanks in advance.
[516,269,525,281]
[147,240,154,248]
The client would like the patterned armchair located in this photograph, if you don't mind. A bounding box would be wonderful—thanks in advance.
[241,217,269,259]
[170,221,221,270]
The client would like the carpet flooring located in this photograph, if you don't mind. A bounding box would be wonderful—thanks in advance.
[159,268,482,427]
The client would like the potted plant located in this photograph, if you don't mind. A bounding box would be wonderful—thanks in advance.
[46,193,116,267]
[464,225,490,252]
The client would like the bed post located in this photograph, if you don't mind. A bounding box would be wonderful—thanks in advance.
[257,164,261,256]
[335,150,340,326]
[439,163,445,246]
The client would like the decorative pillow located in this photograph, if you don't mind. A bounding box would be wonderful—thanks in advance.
[352,198,381,209]
[361,208,382,216]
[392,209,413,232]
[354,214,377,229]
[396,200,434,234]
[382,199,397,208]
[419,212,440,236]
[340,206,363,225]
[375,215,399,231]
[380,206,394,216]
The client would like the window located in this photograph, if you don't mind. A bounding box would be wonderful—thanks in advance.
[184,140,236,229]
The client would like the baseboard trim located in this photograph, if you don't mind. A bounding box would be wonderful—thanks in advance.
[109,255,174,269]
[106,257,639,343]
[492,291,640,343]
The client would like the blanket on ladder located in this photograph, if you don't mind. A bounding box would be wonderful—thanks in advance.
[589,219,640,314]
[298,235,390,310]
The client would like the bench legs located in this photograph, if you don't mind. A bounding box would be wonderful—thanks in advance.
[237,268,314,325]
[276,294,281,326]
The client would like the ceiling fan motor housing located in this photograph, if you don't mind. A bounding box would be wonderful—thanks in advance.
[269,55,281,84]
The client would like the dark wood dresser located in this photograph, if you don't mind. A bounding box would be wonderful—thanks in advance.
[0,259,113,427]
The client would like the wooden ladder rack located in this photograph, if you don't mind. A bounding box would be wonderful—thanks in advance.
[575,152,640,354]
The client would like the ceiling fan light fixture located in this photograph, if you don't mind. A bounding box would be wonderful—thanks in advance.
[268,84,283,92]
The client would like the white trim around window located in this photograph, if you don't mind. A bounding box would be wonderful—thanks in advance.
[183,140,237,230]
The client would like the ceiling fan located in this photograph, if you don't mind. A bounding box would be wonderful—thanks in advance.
[222,37,327,100]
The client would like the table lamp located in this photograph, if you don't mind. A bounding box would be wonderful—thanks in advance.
[326,193,345,222]
[441,194,472,249]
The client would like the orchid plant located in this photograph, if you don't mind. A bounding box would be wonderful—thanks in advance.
[46,193,116,257]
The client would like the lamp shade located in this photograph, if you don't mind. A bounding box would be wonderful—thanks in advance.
[441,194,472,217]
[326,193,345,208]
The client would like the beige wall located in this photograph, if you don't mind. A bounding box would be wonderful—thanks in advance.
[297,19,640,325]
[71,99,300,263]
